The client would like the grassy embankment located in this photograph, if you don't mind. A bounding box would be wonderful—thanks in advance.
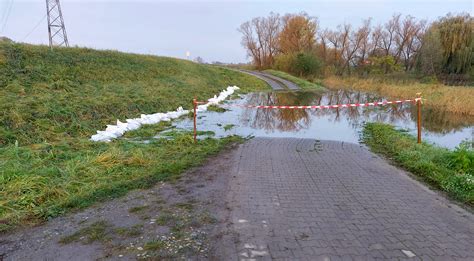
[264,69,325,91]
[323,76,474,116]
[0,43,268,231]
[363,123,473,205]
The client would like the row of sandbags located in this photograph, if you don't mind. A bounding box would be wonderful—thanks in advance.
[90,86,240,142]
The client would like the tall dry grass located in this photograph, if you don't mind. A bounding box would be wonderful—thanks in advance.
[323,76,474,116]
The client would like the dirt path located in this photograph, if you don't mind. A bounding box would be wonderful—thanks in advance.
[238,70,299,91]
[0,145,240,261]
[2,138,474,260]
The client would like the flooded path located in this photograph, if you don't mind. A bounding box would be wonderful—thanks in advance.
[172,90,473,149]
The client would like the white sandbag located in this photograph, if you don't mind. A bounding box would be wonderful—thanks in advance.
[90,86,240,142]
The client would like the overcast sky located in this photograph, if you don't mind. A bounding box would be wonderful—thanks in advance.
[1,0,472,63]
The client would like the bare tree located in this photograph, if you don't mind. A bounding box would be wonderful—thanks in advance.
[318,29,330,62]
[239,21,262,68]
[264,13,281,67]
[381,14,401,56]
[338,24,352,74]
[238,11,455,77]
[371,24,384,55]
[355,19,372,66]
[238,13,281,69]
[327,29,342,68]
[394,16,427,70]
[326,25,351,74]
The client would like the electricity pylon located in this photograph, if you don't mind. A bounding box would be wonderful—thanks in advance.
[45,0,69,49]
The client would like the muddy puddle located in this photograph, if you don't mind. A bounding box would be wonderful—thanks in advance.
[166,90,473,149]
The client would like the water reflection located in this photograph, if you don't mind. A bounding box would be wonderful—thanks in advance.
[242,92,313,132]
[172,90,474,149]
[241,90,474,134]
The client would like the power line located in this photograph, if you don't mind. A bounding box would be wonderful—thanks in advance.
[0,0,14,34]
[0,0,11,26]
[22,14,47,42]
[0,0,9,31]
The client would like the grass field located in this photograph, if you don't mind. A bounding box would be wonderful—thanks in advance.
[264,69,325,90]
[363,123,473,205]
[0,43,268,231]
[323,77,474,116]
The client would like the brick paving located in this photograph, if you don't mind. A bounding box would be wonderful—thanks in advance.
[237,70,296,90]
[225,138,474,260]
[257,72,300,90]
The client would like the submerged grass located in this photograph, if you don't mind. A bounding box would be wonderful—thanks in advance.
[323,76,474,116]
[362,123,474,205]
[0,43,266,231]
[264,69,325,91]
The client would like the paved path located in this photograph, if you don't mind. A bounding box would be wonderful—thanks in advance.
[239,70,300,90]
[223,138,474,260]
[257,72,300,90]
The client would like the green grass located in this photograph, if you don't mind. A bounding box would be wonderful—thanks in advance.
[0,43,267,231]
[207,105,227,113]
[362,123,474,205]
[115,224,143,237]
[59,220,112,244]
[198,211,218,224]
[0,43,268,145]
[156,210,174,226]
[264,69,325,90]
[1,133,242,231]
[173,202,195,211]
[144,240,166,251]
[223,124,235,131]
[128,205,149,213]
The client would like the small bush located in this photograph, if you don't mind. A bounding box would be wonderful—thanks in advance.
[420,75,439,84]
[448,141,474,175]
[368,55,402,75]
[273,53,294,73]
[293,52,322,77]
[273,52,322,77]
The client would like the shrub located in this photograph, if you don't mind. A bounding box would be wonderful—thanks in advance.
[368,55,402,74]
[273,53,294,73]
[293,52,322,77]
[273,52,322,77]
[448,140,474,175]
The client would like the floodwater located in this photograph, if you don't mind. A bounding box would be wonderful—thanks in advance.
[168,90,474,149]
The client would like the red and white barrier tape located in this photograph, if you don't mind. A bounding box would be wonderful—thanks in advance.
[219,98,421,110]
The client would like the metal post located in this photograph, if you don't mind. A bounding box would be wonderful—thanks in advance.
[416,93,422,144]
[193,98,197,143]
[45,0,70,49]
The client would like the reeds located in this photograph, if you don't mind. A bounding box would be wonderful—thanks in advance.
[323,76,474,115]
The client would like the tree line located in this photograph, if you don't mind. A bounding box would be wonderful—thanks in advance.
[239,12,473,84]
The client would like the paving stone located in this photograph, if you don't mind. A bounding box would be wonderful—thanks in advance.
[226,138,474,259]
